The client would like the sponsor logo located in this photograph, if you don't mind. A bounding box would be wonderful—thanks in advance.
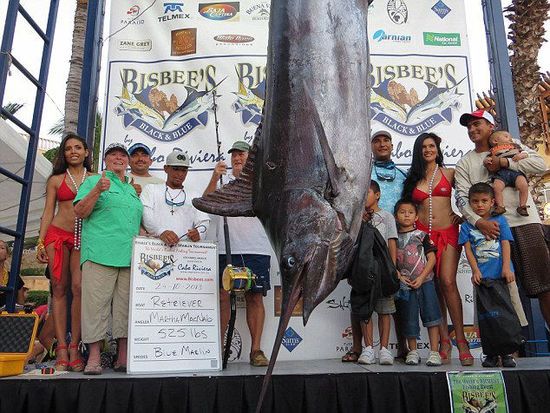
[122,5,144,25]
[199,2,239,21]
[423,32,461,47]
[373,29,411,43]
[138,254,175,280]
[282,327,303,352]
[224,328,243,361]
[450,326,482,349]
[171,28,197,56]
[214,34,254,44]
[326,295,351,311]
[342,326,353,340]
[432,0,451,19]
[118,39,152,51]
[387,0,408,24]
[370,61,466,136]
[114,66,221,142]
[158,2,191,22]
[232,63,266,126]
[245,1,270,21]
[274,286,303,317]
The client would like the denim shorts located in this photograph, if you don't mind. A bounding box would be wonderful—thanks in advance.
[396,279,442,338]
[492,168,525,187]
[219,254,271,294]
[374,296,396,315]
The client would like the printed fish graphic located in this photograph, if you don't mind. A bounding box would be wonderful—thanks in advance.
[193,0,371,410]
[116,85,165,128]
[371,79,409,122]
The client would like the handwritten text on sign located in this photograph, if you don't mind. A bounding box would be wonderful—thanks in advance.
[128,237,221,373]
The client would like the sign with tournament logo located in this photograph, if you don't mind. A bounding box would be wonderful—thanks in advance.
[128,237,221,373]
[447,371,509,413]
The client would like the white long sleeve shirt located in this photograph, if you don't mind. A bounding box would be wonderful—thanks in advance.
[141,183,210,240]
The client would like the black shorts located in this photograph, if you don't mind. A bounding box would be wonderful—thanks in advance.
[218,254,271,294]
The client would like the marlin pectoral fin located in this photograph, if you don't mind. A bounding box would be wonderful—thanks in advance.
[303,81,341,197]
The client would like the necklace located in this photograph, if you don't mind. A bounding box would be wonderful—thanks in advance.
[67,169,87,250]
[165,186,186,215]
[427,165,439,236]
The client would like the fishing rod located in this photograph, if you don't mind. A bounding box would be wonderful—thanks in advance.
[211,91,237,369]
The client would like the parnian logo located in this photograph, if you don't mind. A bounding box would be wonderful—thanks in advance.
[373,29,411,43]
[214,34,254,44]
[199,2,240,21]
[387,0,408,25]
[423,32,461,47]
[432,0,451,19]
[282,327,303,352]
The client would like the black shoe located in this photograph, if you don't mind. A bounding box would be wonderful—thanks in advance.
[482,355,499,368]
[501,354,516,368]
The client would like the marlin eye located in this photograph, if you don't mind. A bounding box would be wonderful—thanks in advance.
[286,256,296,268]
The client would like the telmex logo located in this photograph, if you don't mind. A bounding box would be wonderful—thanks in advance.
[214,34,254,43]
[164,2,184,13]
[199,2,239,21]
[373,29,411,43]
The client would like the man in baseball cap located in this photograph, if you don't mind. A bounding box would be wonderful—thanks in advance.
[104,142,129,157]
[127,142,163,192]
[459,108,495,126]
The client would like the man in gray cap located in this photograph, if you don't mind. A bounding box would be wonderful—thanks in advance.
[204,140,273,367]
[128,143,163,195]
[141,150,209,246]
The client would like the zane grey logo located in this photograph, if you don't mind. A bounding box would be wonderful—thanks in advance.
[118,39,152,51]
[431,0,451,19]
[164,2,184,13]
[372,29,411,43]
[387,0,408,25]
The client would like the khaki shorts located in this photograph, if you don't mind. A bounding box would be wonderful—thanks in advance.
[374,296,396,315]
[81,261,130,343]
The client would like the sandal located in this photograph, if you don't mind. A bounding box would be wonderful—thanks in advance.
[83,360,102,375]
[516,205,529,216]
[439,339,452,365]
[54,344,70,371]
[68,343,85,372]
[457,339,474,366]
[341,350,361,363]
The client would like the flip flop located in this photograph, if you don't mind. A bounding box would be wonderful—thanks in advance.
[83,361,102,375]
[341,350,360,362]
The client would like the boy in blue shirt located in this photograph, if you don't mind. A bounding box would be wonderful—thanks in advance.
[459,182,517,368]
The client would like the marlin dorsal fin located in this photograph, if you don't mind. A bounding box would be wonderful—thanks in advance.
[303,81,341,197]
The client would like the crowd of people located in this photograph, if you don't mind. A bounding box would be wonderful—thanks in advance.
[3,107,548,374]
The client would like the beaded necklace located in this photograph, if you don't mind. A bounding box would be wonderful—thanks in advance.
[426,165,439,236]
[66,169,87,250]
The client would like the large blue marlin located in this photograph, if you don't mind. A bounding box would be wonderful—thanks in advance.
[193,0,371,409]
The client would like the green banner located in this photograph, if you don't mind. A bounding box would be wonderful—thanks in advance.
[447,371,508,413]
[423,32,461,46]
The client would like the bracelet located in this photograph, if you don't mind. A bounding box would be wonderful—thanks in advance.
[37,239,45,250]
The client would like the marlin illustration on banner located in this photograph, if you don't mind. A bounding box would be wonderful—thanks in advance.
[232,70,265,126]
[114,77,226,142]
[370,75,466,136]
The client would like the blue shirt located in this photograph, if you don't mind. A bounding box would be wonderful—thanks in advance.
[370,161,407,213]
[458,215,515,279]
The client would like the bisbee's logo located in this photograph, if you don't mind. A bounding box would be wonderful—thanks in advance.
[114,67,221,142]
[199,2,239,21]
[139,255,175,281]
[370,63,466,136]
[232,63,265,126]
[214,34,254,44]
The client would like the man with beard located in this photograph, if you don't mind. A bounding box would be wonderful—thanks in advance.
[128,143,163,196]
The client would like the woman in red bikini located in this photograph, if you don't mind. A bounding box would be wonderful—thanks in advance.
[37,133,93,371]
[402,133,473,366]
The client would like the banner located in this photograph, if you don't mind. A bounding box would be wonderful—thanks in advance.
[447,371,509,413]
[103,0,477,362]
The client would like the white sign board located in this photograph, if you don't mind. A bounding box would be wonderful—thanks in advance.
[128,237,221,374]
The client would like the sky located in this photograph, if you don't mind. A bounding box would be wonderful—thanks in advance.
[0,0,549,143]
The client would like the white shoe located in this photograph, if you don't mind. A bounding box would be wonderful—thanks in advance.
[426,351,442,366]
[358,346,376,365]
[379,347,394,365]
[405,350,420,365]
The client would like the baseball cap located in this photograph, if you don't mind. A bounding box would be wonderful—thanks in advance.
[165,150,190,168]
[128,142,152,156]
[459,109,495,126]
[104,142,129,157]
[228,141,251,153]
[371,130,392,141]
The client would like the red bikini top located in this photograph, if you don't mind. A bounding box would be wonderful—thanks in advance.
[57,174,76,202]
[411,172,452,203]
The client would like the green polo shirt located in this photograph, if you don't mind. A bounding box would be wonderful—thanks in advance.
[74,171,143,267]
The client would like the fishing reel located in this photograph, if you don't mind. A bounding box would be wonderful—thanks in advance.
[222,265,256,292]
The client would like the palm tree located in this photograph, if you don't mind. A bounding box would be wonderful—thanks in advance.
[505,0,550,217]
[1,102,24,118]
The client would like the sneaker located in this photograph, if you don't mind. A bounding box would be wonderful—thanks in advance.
[405,350,420,365]
[426,351,442,366]
[379,347,394,365]
[358,346,376,365]
[482,355,499,368]
[501,354,517,368]
[250,350,269,367]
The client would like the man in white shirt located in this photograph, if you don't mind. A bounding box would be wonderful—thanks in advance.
[204,140,272,367]
[128,143,163,195]
[141,150,210,246]
[455,109,550,326]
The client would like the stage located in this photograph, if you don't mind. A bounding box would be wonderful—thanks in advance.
[1,358,550,413]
